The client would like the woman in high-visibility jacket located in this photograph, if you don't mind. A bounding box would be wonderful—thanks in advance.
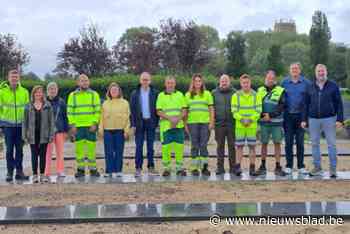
[184,74,214,176]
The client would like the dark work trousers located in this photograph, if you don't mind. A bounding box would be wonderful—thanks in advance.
[283,112,305,169]
[3,127,24,175]
[214,125,236,171]
[104,129,125,173]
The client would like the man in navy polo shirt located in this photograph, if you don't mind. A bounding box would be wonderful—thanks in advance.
[281,63,311,175]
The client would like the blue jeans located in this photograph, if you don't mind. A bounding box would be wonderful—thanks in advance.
[3,127,24,174]
[135,119,156,169]
[283,113,305,169]
[103,130,124,173]
[308,117,337,169]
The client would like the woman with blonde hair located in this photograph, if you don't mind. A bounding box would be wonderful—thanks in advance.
[22,85,55,183]
[184,74,214,176]
[99,82,130,177]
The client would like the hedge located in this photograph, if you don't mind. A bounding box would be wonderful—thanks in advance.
[19,74,267,100]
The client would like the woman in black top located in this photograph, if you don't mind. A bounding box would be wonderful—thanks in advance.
[22,85,55,183]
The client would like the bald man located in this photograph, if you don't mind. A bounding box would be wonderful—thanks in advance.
[211,74,236,175]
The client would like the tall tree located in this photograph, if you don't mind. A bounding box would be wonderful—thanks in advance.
[55,24,115,76]
[309,11,331,66]
[113,27,161,74]
[0,33,29,79]
[158,18,210,73]
[267,44,284,75]
[328,44,347,86]
[225,31,247,78]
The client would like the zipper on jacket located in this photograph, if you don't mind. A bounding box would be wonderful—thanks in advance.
[318,90,321,118]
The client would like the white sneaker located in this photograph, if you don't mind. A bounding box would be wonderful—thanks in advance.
[284,167,293,175]
[57,172,66,178]
[32,175,39,183]
[115,172,123,177]
[104,173,112,178]
[298,168,309,175]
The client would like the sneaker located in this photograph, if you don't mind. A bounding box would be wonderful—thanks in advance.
[257,165,267,175]
[74,169,85,178]
[90,169,100,177]
[6,173,13,182]
[32,175,39,183]
[176,169,187,176]
[148,167,159,175]
[162,170,171,177]
[201,164,211,176]
[249,166,260,177]
[274,166,287,176]
[309,167,323,176]
[298,168,309,175]
[104,173,112,178]
[330,168,337,178]
[15,172,29,181]
[57,172,66,178]
[284,167,293,175]
[135,169,142,177]
[191,169,200,176]
[41,175,49,183]
[115,172,123,177]
[216,169,225,175]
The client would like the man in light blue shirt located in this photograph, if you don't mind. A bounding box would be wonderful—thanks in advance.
[140,87,151,119]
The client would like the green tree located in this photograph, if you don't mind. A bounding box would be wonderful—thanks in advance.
[309,10,331,66]
[225,31,247,78]
[328,44,347,87]
[267,44,284,75]
[249,48,269,75]
[281,41,312,76]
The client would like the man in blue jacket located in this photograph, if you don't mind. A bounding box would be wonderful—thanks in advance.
[301,64,344,178]
[281,63,311,175]
[130,72,159,177]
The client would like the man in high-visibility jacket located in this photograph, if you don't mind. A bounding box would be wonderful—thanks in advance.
[156,76,187,177]
[0,69,30,182]
[67,74,101,178]
[257,70,286,176]
[231,74,262,176]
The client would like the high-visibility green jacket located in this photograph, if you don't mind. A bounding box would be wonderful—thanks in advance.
[257,85,284,126]
[231,89,262,128]
[67,88,101,127]
[156,90,186,133]
[0,82,29,127]
[185,90,213,124]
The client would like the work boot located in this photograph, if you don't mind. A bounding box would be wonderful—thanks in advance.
[191,169,200,176]
[257,164,267,175]
[15,171,29,181]
[6,172,13,182]
[249,164,260,177]
[162,170,171,177]
[274,166,287,176]
[234,164,242,176]
[201,164,211,176]
[90,169,100,177]
[75,169,85,178]
[309,167,322,176]
[216,168,225,175]
[176,169,187,176]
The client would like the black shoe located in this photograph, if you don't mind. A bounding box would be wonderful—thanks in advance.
[176,169,187,176]
[201,164,211,176]
[257,165,267,175]
[162,170,171,177]
[191,169,200,176]
[216,169,225,175]
[15,172,29,180]
[274,166,287,176]
[75,169,85,178]
[90,169,100,177]
[6,173,13,182]
[234,165,242,176]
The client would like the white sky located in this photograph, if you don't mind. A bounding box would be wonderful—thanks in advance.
[0,0,349,77]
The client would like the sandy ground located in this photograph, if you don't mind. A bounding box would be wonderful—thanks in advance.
[1,221,350,234]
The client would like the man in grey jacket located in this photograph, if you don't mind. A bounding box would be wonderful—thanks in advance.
[212,74,236,175]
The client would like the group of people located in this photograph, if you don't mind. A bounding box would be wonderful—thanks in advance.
[0,62,344,183]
